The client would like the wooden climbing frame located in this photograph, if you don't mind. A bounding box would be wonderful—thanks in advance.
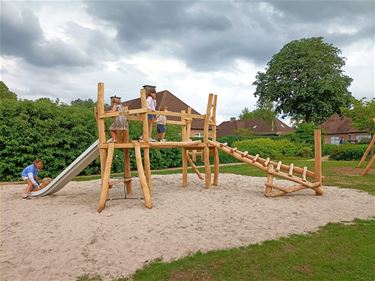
[95,82,324,212]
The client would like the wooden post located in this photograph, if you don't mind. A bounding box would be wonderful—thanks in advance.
[213,147,219,186]
[97,82,107,179]
[134,142,152,208]
[186,107,192,140]
[314,129,324,195]
[144,147,152,192]
[181,110,188,187]
[98,143,115,213]
[204,94,214,188]
[140,89,148,141]
[211,95,219,186]
[123,129,132,195]
[265,164,274,196]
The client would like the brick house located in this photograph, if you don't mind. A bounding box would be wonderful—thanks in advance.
[123,86,208,137]
[319,114,371,144]
[217,117,294,138]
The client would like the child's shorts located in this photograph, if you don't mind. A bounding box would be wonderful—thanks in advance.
[157,124,166,133]
[148,114,155,120]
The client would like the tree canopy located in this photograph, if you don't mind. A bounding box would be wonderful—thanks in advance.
[0,81,17,100]
[253,37,353,124]
[342,98,375,134]
[238,107,276,121]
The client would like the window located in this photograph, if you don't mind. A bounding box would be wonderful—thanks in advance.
[355,134,371,142]
[330,136,340,144]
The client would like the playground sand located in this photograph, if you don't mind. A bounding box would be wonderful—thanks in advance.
[0,174,374,281]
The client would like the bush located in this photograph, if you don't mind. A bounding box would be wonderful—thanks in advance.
[233,138,310,159]
[329,144,368,160]
[323,144,338,156]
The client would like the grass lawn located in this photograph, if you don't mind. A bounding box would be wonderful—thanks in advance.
[76,159,375,281]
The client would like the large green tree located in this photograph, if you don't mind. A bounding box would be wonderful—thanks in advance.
[253,37,353,124]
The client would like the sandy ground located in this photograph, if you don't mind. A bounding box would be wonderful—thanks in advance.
[0,174,374,281]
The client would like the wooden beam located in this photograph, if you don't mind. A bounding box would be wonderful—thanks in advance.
[265,164,274,196]
[97,82,107,180]
[314,129,324,195]
[362,154,375,176]
[140,89,148,142]
[358,134,375,167]
[97,143,115,213]
[152,110,205,119]
[144,147,152,192]
[182,148,188,186]
[186,152,204,180]
[123,130,132,195]
[134,142,152,208]
[213,147,219,186]
[149,140,202,148]
[186,107,192,139]
[203,94,214,189]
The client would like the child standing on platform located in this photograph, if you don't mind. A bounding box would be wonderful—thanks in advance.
[146,90,157,142]
[156,105,167,141]
[108,96,128,143]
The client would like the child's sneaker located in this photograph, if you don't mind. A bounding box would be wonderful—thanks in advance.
[161,139,166,142]
[148,138,157,142]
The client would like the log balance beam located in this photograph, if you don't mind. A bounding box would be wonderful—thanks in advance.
[95,82,324,212]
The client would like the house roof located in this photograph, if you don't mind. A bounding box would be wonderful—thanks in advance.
[217,118,294,137]
[123,90,205,129]
[319,114,367,134]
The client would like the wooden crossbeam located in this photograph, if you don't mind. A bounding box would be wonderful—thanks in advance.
[186,152,204,180]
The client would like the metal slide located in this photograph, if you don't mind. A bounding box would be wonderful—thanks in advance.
[31,140,99,197]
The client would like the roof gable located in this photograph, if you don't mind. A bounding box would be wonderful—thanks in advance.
[123,90,204,129]
[217,118,293,137]
[319,113,367,134]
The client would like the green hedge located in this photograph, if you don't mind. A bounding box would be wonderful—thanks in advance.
[0,98,184,181]
[233,138,311,159]
[329,144,368,160]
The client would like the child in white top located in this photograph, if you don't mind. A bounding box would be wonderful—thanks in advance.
[146,90,157,141]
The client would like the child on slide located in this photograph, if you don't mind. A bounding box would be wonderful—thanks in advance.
[21,159,43,199]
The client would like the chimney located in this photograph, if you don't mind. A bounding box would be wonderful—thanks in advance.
[230,117,236,122]
[142,85,156,94]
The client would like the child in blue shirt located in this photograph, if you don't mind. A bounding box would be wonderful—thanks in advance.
[21,159,43,199]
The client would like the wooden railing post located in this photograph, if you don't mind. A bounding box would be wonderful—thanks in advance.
[314,129,324,195]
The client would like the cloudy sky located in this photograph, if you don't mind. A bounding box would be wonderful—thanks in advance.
[1,0,374,123]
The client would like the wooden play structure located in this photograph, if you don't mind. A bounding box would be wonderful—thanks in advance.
[95,82,324,212]
[357,118,375,175]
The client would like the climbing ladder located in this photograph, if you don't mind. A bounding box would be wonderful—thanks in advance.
[208,136,324,197]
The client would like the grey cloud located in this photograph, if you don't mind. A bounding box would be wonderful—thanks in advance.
[0,3,91,67]
[85,1,374,72]
[268,0,375,22]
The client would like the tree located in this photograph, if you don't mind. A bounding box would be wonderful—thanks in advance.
[253,37,353,124]
[239,107,276,121]
[0,81,17,100]
[342,98,375,134]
